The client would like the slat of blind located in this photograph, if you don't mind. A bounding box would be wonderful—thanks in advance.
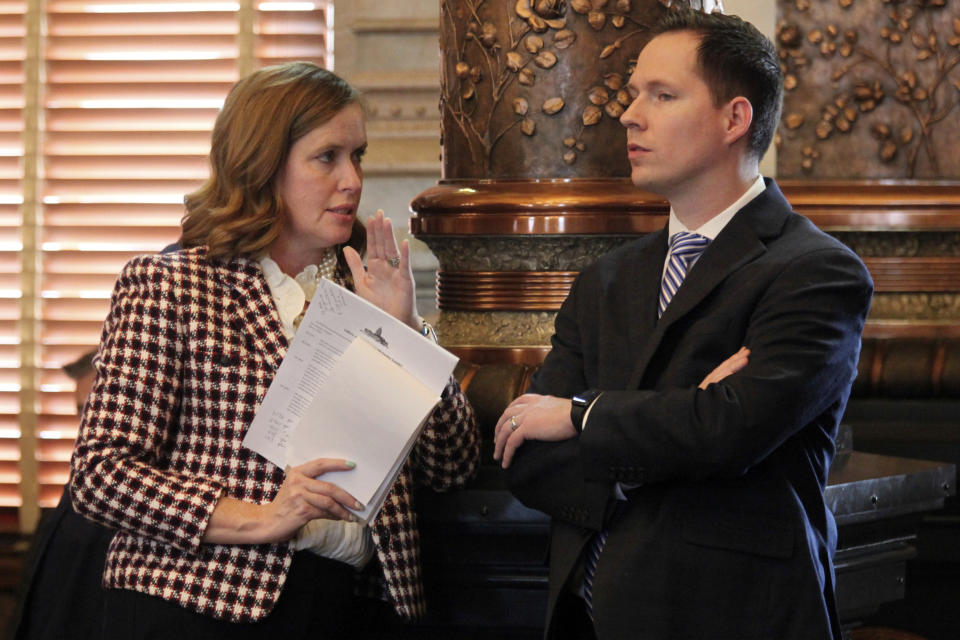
[45,107,221,132]
[47,35,239,59]
[43,202,185,223]
[47,0,235,9]
[0,13,22,38]
[47,60,237,84]
[0,317,18,336]
[0,155,18,178]
[45,154,212,176]
[49,11,239,35]
[46,83,235,105]
[43,179,207,201]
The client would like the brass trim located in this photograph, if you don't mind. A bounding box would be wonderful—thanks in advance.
[436,255,960,311]
[411,179,960,236]
[863,322,960,339]
[410,179,668,236]
[437,271,577,311]
[782,180,960,231]
[864,257,960,293]
[447,346,551,366]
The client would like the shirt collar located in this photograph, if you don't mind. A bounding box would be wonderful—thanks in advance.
[667,175,766,241]
[258,249,337,340]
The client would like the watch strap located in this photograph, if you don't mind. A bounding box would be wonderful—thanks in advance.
[570,389,602,433]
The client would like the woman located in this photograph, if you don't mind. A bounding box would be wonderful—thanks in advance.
[69,62,479,638]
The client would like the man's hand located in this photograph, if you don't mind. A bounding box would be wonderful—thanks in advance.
[493,394,576,469]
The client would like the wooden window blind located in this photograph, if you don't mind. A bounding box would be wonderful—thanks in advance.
[5,0,331,533]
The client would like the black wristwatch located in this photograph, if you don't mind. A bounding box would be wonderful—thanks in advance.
[570,390,602,433]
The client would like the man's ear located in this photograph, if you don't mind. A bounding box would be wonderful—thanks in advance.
[724,96,753,147]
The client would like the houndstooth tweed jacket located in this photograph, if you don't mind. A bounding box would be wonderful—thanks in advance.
[69,246,479,623]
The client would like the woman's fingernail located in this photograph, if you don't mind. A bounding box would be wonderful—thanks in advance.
[354,501,364,510]
[345,460,356,469]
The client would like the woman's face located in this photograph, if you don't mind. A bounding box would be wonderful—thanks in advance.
[273,102,366,264]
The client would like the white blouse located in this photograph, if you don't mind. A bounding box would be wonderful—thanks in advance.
[257,253,375,570]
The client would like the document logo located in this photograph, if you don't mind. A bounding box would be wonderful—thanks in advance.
[362,326,389,348]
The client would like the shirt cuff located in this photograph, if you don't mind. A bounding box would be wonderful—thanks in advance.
[580,392,603,432]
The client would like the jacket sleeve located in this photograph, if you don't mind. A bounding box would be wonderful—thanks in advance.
[578,246,873,485]
[69,255,224,555]
[409,377,480,491]
[507,274,614,531]
[527,273,591,399]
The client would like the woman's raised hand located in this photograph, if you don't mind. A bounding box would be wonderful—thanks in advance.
[343,210,420,330]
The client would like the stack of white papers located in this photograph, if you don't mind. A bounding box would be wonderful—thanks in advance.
[243,278,457,524]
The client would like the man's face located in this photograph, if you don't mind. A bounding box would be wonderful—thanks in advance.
[74,370,95,415]
[619,31,731,200]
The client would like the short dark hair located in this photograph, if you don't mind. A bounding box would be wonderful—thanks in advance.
[63,350,97,380]
[647,8,783,159]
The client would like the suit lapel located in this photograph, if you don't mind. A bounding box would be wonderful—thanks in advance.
[625,179,792,389]
[218,257,288,372]
[623,228,669,371]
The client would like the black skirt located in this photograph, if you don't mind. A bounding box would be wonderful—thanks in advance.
[11,488,114,640]
[100,550,406,640]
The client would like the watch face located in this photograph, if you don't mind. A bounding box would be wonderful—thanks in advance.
[573,391,596,407]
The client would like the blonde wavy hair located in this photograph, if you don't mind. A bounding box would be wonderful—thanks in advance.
[180,61,365,260]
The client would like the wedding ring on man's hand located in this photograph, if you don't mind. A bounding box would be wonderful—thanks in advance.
[387,256,400,268]
[510,415,519,431]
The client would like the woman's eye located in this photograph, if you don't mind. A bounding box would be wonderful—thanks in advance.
[316,151,335,163]
[657,92,673,101]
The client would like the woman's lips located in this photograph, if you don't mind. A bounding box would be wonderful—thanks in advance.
[326,205,356,217]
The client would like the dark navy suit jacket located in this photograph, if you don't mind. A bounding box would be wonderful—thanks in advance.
[507,179,873,640]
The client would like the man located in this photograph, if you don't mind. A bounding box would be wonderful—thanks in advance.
[493,9,872,640]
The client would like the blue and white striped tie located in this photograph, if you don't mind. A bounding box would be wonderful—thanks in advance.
[584,233,710,619]
[583,500,625,620]
[582,526,606,619]
[658,231,711,318]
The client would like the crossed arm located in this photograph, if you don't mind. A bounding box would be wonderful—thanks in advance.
[493,346,751,468]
